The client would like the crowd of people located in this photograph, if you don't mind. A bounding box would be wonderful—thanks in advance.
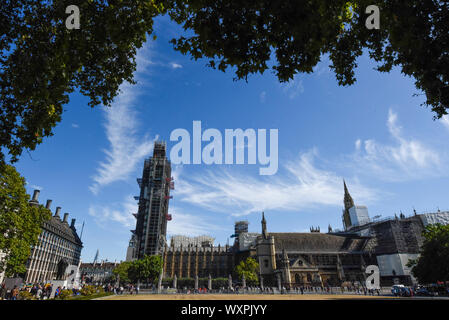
[0,280,389,299]
[109,283,140,295]
[0,281,102,300]
[0,282,77,300]
[0,283,20,300]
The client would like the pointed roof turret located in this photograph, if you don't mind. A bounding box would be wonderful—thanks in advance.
[343,179,355,210]
[261,212,267,239]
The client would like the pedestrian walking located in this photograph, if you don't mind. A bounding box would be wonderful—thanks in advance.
[11,286,19,300]
[37,286,43,300]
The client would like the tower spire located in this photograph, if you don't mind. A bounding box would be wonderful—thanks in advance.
[343,179,354,210]
[261,212,267,239]
[342,179,355,230]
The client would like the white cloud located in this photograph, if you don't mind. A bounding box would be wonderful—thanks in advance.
[281,76,304,99]
[89,44,157,194]
[350,109,443,181]
[312,55,331,77]
[71,123,79,128]
[88,196,137,229]
[441,115,449,131]
[170,62,183,69]
[355,139,362,151]
[173,151,378,216]
[260,91,266,103]
[29,184,43,191]
[167,210,224,237]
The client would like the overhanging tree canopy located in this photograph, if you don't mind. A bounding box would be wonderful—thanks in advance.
[1,1,448,164]
[165,0,448,116]
[0,0,164,163]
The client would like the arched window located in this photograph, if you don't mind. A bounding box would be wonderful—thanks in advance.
[295,274,302,284]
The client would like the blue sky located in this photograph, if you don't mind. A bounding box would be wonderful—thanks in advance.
[14,16,449,263]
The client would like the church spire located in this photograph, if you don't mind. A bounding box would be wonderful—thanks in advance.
[342,179,355,230]
[343,179,354,210]
[261,212,267,239]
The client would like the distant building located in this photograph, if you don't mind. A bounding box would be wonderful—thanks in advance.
[170,235,215,248]
[162,243,234,279]
[132,142,172,259]
[24,190,83,284]
[238,233,260,251]
[341,210,449,286]
[80,261,119,284]
[348,206,370,227]
[233,221,249,248]
[256,212,376,287]
[125,234,137,262]
[342,181,370,230]
[419,210,449,226]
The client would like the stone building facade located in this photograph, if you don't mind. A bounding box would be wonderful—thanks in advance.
[162,244,235,279]
[155,180,449,288]
[255,213,377,288]
[80,262,118,284]
[24,190,83,283]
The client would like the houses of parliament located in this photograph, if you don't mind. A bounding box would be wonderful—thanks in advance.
[126,142,449,287]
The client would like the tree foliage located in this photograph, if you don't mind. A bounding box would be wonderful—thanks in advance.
[0,164,51,276]
[0,0,164,163]
[165,0,448,116]
[127,254,163,283]
[1,1,448,163]
[234,257,259,285]
[112,260,133,284]
[408,223,449,284]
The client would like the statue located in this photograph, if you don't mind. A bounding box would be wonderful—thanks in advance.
[56,259,69,280]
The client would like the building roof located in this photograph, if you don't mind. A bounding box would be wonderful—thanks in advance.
[268,232,370,253]
[43,216,83,247]
[80,262,118,269]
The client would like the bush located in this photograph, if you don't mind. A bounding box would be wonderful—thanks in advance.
[212,278,229,289]
[58,289,73,300]
[18,290,34,300]
[80,285,97,296]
